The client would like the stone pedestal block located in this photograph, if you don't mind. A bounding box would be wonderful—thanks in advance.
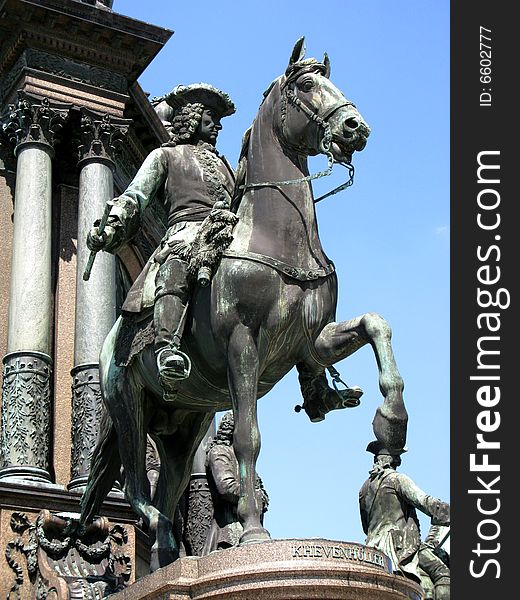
[0,481,146,599]
[109,538,424,600]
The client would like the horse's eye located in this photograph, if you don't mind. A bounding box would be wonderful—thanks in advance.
[298,78,314,92]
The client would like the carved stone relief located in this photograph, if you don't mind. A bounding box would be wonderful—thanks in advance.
[5,510,131,599]
[0,352,52,477]
[1,91,70,152]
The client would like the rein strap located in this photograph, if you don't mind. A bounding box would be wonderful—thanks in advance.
[239,83,355,202]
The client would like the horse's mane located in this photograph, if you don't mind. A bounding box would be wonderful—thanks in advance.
[230,125,252,213]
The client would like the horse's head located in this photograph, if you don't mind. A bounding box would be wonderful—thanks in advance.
[269,37,370,164]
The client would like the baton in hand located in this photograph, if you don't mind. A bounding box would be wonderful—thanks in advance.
[83,201,113,281]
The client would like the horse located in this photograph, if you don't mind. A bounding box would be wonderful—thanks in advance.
[78,38,408,571]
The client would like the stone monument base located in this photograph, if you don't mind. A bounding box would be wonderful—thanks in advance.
[110,538,423,599]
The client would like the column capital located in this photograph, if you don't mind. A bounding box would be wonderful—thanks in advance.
[1,90,71,155]
[77,108,131,167]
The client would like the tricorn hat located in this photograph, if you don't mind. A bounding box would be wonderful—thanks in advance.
[164,83,236,118]
[366,440,408,456]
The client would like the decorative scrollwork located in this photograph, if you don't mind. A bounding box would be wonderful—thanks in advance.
[5,512,39,599]
[4,511,132,598]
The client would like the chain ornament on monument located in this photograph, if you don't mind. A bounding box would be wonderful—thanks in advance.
[1,90,70,153]
[0,353,51,475]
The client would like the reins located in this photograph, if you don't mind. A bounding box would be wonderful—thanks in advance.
[239,79,356,203]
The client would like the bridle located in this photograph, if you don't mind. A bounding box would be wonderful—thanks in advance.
[240,69,356,203]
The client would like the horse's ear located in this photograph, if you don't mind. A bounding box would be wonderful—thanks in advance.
[323,52,331,78]
[289,37,306,66]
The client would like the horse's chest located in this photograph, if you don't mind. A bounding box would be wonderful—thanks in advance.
[266,278,336,352]
[283,277,335,325]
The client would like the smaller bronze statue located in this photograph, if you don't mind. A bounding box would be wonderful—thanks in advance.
[418,524,450,600]
[359,441,450,598]
[202,412,269,555]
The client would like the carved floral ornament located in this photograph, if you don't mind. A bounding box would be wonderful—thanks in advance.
[0,91,70,151]
[70,364,104,482]
[5,510,131,599]
[0,353,51,471]
[77,109,130,164]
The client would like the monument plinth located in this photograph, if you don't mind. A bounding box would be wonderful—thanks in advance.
[109,539,423,600]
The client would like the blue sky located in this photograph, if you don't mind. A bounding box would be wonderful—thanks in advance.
[117,0,450,543]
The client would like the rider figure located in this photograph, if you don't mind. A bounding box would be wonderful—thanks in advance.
[87,84,236,386]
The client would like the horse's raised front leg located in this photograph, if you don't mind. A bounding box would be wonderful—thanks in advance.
[314,312,408,451]
[227,324,270,544]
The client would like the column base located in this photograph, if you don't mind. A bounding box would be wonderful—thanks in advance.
[68,474,124,498]
[0,466,53,485]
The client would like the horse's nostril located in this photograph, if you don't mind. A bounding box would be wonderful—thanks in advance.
[345,117,359,131]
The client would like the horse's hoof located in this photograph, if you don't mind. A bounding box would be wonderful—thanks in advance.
[239,527,271,545]
[372,406,407,450]
[150,546,179,572]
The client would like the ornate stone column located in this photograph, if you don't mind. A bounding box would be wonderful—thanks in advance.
[184,420,216,556]
[0,91,69,483]
[68,109,129,490]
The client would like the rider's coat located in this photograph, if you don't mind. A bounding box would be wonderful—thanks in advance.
[107,142,235,313]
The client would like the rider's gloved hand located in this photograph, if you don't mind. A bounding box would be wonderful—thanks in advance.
[86,224,117,252]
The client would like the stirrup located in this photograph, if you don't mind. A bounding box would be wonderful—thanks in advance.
[156,347,192,382]
[294,365,363,421]
[328,365,363,408]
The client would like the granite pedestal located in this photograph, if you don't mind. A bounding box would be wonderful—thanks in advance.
[109,538,423,600]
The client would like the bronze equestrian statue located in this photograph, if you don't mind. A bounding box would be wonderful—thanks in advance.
[78,38,408,571]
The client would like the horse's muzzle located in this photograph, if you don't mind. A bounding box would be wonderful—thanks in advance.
[329,108,370,160]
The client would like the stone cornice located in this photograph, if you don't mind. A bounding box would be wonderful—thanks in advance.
[0,480,136,523]
[0,0,173,83]
[128,82,170,149]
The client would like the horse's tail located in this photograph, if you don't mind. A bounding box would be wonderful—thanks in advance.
[79,408,121,525]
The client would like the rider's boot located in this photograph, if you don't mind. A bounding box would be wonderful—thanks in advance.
[296,366,363,423]
[154,259,191,386]
[154,294,189,383]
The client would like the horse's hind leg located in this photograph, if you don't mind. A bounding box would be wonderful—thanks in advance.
[79,409,121,525]
[227,324,270,544]
[152,410,214,542]
[104,365,177,570]
[314,312,407,451]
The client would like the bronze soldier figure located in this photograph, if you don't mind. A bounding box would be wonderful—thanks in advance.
[202,412,269,555]
[87,84,236,387]
[359,441,450,593]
